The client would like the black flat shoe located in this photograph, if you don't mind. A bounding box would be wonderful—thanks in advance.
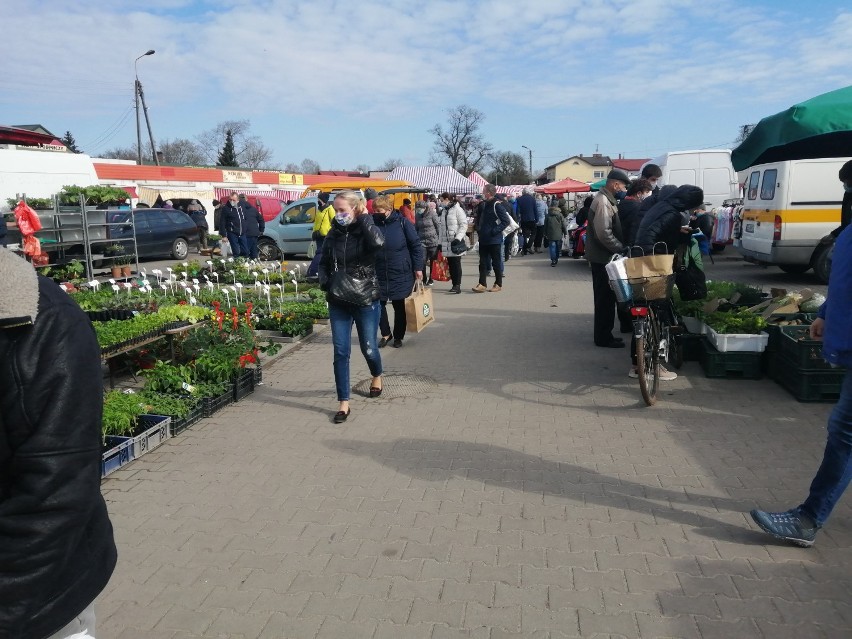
[392,339,403,348]
[369,386,382,398]
[378,337,391,348]
[334,409,351,423]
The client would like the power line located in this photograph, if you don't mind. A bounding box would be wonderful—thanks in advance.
[81,106,135,152]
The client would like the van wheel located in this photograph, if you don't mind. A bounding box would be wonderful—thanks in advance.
[812,243,833,284]
[778,264,810,275]
[171,238,189,259]
[257,238,281,261]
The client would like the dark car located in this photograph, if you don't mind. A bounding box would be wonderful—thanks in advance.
[108,208,199,259]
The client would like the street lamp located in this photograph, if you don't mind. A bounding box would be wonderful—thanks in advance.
[134,50,159,166]
[521,145,533,176]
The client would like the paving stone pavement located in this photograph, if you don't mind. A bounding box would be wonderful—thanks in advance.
[97,252,852,638]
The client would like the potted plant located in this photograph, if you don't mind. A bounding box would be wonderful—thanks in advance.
[107,244,125,278]
[116,251,134,277]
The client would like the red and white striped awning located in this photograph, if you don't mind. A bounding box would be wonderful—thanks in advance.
[214,187,303,203]
[469,171,529,196]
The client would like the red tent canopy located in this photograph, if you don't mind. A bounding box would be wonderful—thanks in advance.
[535,177,590,194]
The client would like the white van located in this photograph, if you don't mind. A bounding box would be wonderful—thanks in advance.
[644,150,740,209]
[735,157,848,283]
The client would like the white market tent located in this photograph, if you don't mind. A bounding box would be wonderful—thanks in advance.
[387,165,481,194]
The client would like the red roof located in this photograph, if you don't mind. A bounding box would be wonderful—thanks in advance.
[612,158,650,172]
[0,125,60,146]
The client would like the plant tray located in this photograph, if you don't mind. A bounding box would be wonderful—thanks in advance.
[132,415,171,457]
[102,435,134,477]
[165,401,204,436]
[202,388,234,418]
[681,316,707,335]
[699,341,763,379]
[706,326,768,353]
[253,366,262,385]
[765,314,815,353]
[778,325,832,370]
[773,354,844,402]
[233,370,255,402]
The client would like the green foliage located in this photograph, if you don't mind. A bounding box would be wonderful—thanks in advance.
[137,392,196,418]
[59,184,130,205]
[5,196,53,210]
[704,308,768,334]
[102,390,148,438]
[705,280,765,305]
[141,360,195,394]
[93,304,209,350]
[217,129,238,167]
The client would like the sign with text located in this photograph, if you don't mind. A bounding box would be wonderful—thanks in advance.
[278,173,304,185]
[222,170,252,183]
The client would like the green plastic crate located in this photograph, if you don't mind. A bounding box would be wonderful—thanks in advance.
[773,353,844,402]
[778,325,832,370]
[699,341,762,379]
[677,333,704,362]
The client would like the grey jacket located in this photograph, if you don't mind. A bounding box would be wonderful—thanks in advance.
[416,209,441,249]
[585,189,625,264]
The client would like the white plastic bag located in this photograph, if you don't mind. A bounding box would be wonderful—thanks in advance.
[605,254,632,302]
[219,237,232,259]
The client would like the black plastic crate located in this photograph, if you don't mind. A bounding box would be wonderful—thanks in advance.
[233,370,255,402]
[777,325,832,370]
[202,387,234,418]
[699,341,762,379]
[166,400,204,436]
[677,333,704,362]
[773,353,844,402]
[253,366,262,385]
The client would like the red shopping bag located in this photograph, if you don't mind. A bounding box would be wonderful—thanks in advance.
[430,250,450,282]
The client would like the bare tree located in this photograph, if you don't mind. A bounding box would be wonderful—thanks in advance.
[429,105,493,175]
[736,123,757,143]
[377,157,404,171]
[158,138,206,165]
[196,120,276,169]
[99,146,138,161]
[354,164,370,174]
[487,151,531,185]
[300,158,321,174]
[282,162,300,173]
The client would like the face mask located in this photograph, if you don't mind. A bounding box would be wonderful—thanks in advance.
[336,212,353,225]
[615,190,627,200]
[844,184,852,193]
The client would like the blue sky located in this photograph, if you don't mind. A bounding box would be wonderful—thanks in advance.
[2,0,850,173]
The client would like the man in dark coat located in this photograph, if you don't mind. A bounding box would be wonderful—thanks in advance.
[239,197,265,259]
[221,193,253,258]
[0,248,117,639]
[634,184,704,255]
[515,188,537,255]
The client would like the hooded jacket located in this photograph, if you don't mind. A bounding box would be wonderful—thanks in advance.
[634,185,704,255]
[620,185,677,248]
[439,202,469,255]
[318,214,385,302]
[373,211,425,301]
[0,249,117,639]
[818,224,852,368]
[415,208,440,249]
[544,209,564,242]
[221,202,246,235]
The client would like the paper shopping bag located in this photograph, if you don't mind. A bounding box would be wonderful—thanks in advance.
[623,254,674,281]
[405,282,435,333]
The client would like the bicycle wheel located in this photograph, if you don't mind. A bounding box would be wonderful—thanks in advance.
[635,308,660,406]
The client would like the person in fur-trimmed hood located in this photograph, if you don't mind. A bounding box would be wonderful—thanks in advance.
[0,248,117,639]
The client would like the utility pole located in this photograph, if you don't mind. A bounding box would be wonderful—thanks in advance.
[521,145,533,176]
[134,50,157,165]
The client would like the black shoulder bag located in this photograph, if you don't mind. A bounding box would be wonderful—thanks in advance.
[327,241,377,307]
[674,242,707,301]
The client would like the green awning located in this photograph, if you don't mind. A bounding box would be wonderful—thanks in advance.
[731,85,852,171]
[589,178,607,191]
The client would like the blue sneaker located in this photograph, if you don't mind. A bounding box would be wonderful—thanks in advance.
[750,508,818,547]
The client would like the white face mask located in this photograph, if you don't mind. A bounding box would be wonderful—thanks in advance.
[335,212,353,225]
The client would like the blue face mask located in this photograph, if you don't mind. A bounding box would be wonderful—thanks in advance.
[335,212,353,226]
[615,190,627,200]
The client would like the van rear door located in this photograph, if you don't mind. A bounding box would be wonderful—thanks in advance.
[740,165,782,259]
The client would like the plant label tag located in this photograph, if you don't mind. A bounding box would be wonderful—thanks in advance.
[112,284,120,292]
[181,382,196,393]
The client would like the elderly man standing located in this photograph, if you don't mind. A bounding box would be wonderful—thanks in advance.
[585,169,630,348]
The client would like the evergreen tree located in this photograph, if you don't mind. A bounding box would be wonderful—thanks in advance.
[61,131,81,153]
[216,129,238,167]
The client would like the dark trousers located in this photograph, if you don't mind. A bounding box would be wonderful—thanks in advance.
[379,299,407,340]
[198,227,208,250]
[227,232,249,257]
[521,221,536,254]
[423,245,438,282]
[534,225,545,249]
[447,256,462,286]
[590,262,617,345]
[245,236,259,259]
[503,231,517,261]
[479,243,503,286]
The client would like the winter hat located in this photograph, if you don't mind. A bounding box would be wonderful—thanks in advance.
[318,192,330,205]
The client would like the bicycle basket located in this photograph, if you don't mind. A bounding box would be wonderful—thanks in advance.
[630,274,675,302]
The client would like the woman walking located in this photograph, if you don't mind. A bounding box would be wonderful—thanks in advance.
[417,200,441,286]
[318,191,386,423]
[439,193,468,293]
[372,195,424,349]
[544,206,565,266]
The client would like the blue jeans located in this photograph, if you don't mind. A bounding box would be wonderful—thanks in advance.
[245,236,259,259]
[227,232,248,257]
[800,369,852,526]
[549,240,560,262]
[329,300,383,401]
